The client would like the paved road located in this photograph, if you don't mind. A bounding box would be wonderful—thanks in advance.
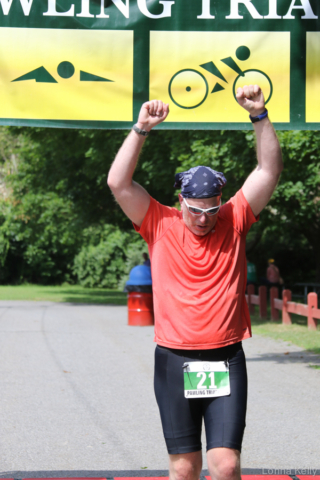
[0,302,319,475]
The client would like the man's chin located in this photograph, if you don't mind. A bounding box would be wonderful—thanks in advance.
[192,225,211,236]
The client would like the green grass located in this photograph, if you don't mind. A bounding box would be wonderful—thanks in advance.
[251,310,320,355]
[0,284,127,305]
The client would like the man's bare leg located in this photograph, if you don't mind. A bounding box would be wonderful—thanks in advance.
[207,447,241,480]
[169,451,202,480]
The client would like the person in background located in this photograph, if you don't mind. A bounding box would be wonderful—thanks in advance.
[246,258,257,286]
[266,259,283,287]
[142,252,151,267]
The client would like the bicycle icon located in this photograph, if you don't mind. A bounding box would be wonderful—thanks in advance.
[168,46,273,110]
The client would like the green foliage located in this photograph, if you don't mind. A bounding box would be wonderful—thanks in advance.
[0,191,81,283]
[7,127,181,227]
[118,239,149,291]
[268,130,320,281]
[72,226,128,288]
[0,125,319,285]
[72,225,147,289]
[7,127,129,227]
[0,125,182,284]
[172,128,320,283]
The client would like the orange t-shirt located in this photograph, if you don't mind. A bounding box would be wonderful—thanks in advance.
[134,189,258,350]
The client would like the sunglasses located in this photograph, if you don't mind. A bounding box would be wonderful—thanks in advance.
[183,197,221,216]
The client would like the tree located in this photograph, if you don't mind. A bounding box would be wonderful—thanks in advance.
[0,125,319,285]
[0,126,185,283]
[7,126,183,227]
[272,130,320,281]
[173,129,320,283]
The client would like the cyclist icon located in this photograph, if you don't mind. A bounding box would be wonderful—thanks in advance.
[168,46,273,109]
[168,69,209,109]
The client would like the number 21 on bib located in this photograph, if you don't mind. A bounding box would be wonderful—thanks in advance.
[183,361,230,398]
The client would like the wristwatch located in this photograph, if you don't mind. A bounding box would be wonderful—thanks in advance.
[132,124,150,136]
[249,109,268,123]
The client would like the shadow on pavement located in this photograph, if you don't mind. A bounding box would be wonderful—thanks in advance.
[246,349,320,366]
[46,289,127,305]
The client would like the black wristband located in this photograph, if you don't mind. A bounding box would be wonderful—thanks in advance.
[132,124,149,136]
[249,109,268,123]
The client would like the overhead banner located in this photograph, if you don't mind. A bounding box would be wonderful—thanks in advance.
[0,0,319,129]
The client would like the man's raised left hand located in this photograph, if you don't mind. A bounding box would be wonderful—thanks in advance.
[236,84,265,117]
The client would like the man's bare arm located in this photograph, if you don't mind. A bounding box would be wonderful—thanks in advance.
[107,100,169,227]
[236,85,283,217]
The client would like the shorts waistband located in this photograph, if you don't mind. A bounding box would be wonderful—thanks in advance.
[156,341,243,360]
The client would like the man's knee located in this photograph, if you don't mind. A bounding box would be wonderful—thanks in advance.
[169,451,202,480]
[207,448,241,480]
[215,460,240,480]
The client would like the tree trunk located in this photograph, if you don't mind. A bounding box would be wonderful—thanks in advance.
[303,225,320,282]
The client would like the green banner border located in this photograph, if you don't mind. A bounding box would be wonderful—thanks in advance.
[0,0,319,130]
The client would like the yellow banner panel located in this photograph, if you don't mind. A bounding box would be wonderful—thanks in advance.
[150,31,290,123]
[0,28,133,121]
[306,32,320,123]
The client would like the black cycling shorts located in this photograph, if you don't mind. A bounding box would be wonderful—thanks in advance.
[154,341,247,455]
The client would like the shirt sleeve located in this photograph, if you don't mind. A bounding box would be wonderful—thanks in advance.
[219,188,259,236]
[133,196,179,245]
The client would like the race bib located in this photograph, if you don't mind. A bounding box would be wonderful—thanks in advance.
[183,361,230,398]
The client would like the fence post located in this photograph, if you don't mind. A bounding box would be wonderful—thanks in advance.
[270,287,279,321]
[247,284,255,314]
[307,292,318,331]
[259,286,267,318]
[282,289,292,325]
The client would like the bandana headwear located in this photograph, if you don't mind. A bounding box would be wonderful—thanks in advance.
[174,166,227,198]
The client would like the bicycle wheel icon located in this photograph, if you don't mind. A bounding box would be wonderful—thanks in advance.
[233,69,273,105]
[168,69,208,109]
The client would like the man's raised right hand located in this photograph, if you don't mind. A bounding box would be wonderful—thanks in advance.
[136,100,169,132]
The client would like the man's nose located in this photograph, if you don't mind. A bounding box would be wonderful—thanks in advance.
[199,213,207,223]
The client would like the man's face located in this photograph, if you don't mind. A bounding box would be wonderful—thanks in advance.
[179,194,221,236]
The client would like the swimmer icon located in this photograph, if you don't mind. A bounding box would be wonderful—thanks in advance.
[12,61,114,84]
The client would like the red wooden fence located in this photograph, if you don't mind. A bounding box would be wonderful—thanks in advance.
[246,285,319,330]
[246,284,267,318]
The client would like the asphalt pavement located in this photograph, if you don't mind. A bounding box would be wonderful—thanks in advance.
[0,301,319,475]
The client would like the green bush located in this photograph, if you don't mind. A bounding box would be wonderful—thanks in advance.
[72,225,148,289]
[118,240,149,291]
[0,193,82,284]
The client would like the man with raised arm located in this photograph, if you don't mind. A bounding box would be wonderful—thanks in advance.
[108,85,283,480]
